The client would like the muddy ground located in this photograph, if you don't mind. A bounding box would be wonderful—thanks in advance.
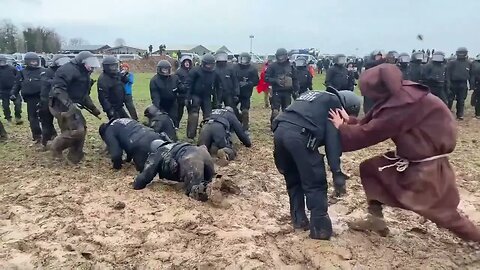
[1,100,480,269]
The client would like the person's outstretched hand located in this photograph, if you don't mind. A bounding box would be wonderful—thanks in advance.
[338,108,350,123]
[329,109,344,129]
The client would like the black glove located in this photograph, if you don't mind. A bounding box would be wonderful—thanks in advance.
[239,81,248,88]
[233,96,239,103]
[9,94,17,101]
[292,91,299,100]
[92,107,101,117]
[107,109,116,119]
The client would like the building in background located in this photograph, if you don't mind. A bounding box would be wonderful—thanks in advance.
[59,45,111,54]
[105,46,147,55]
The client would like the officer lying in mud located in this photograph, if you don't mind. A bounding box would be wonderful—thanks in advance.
[272,88,361,240]
[197,106,252,166]
[143,105,177,141]
[132,136,215,202]
[99,118,164,171]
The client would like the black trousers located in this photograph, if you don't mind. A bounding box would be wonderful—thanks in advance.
[273,122,329,226]
[23,95,42,140]
[426,82,448,105]
[38,101,57,146]
[124,94,138,120]
[187,95,212,139]
[473,86,480,117]
[197,122,235,160]
[108,107,130,121]
[448,81,468,118]
[1,92,22,120]
[176,95,186,127]
[270,91,292,125]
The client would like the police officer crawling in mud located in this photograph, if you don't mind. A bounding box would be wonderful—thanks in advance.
[144,104,177,141]
[272,88,361,240]
[49,51,102,163]
[99,117,165,171]
[198,106,252,166]
[132,134,215,202]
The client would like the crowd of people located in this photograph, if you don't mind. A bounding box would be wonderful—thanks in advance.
[0,46,479,244]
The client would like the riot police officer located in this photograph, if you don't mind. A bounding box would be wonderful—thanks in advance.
[422,51,447,104]
[265,48,299,126]
[397,53,410,79]
[144,104,177,141]
[294,57,313,96]
[214,50,239,110]
[150,60,180,125]
[470,54,480,118]
[198,107,251,166]
[325,54,349,91]
[408,51,424,83]
[272,89,361,240]
[10,52,45,143]
[39,54,69,147]
[385,51,399,64]
[186,54,219,139]
[447,47,471,120]
[363,51,385,114]
[0,54,22,124]
[98,56,129,120]
[175,54,193,127]
[49,51,102,163]
[235,52,259,131]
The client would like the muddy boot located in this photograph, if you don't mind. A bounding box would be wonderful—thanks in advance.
[216,148,230,167]
[270,109,279,130]
[333,184,347,198]
[309,215,333,240]
[288,187,309,231]
[186,113,199,139]
[348,201,389,237]
[15,117,23,125]
[0,121,7,141]
[189,183,208,202]
[241,109,249,131]
[67,150,84,164]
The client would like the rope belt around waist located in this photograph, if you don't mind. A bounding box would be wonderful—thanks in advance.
[378,151,450,172]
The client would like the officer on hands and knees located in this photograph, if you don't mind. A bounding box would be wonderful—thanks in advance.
[272,88,361,240]
[198,106,252,166]
[49,51,102,163]
[132,134,215,202]
[10,52,45,143]
[97,56,130,120]
[144,104,178,141]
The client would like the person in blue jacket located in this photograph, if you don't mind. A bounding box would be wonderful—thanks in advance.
[120,63,138,120]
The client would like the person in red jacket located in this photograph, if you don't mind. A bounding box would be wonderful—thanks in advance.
[257,61,271,108]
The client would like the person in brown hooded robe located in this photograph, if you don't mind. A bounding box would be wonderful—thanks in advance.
[329,63,480,242]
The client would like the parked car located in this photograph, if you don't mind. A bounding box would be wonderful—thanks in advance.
[289,54,317,65]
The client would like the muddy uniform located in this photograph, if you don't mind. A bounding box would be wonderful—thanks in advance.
[100,118,163,171]
[0,64,22,122]
[423,62,448,105]
[11,66,45,141]
[175,56,193,127]
[133,138,215,202]
[144,105,177,142]
[39,66,59,146]
[49,61,101,163]
[198,108,252,161]
[97,72,129,120]
[149,73,180,125]
[235,63,259,130]
[265,61,299,125]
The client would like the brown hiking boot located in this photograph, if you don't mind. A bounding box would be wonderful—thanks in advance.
[347,214,390,237]
[216,148,229,167]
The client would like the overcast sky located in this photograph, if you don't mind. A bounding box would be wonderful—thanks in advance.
[2,0,479,55]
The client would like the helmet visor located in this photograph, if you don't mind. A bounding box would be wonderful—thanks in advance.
[295,58,307,67]
[239,56,250,65]
[276,54,287,62]
[399,55,410,63]
[55,57,70,66]
[82,56,101,68]
[202,63,215,71]
[337,56,346,65]
[26,59,39,67]
[215,53,228,62]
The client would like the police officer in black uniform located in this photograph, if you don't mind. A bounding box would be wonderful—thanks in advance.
[385,51,399,64]
[49,51,102,163]
[408,51,424,83]
[198,107,251,166]
[133,135,215,202]
[272,89,361,240]
[294,57,313,97]
[39,54,70,147]
[447,47,471,120]
[265,48,299,126]
[186,54,219,139]
[214,50,239,110]
[469,54,480,119]
[0,54,22,124]
[144,104,177,141]
[10,52,45,143]
[97,56,129,120]
[175,54,193,127]
[99,117,164,171]
[150,60,180,125]
[235,52,259,131]
[397,53,410,79]
[422,51,448,105]
[363,51,386,114]
[325,54,349,92]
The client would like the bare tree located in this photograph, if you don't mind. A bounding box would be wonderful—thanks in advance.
[0,20,19,53]
[68,38,89,47]
[114,38,126,47]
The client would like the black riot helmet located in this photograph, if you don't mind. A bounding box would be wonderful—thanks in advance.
[75,51,101,71]
[275,48,288,63]
[102,56,119,75]
[411,51,424,62]
[238,52,251,65]
[0,54,7,66]
[398,53,410,64]
[333,54,347,66]
[295,56,307,67]
[156,60,172,76]
[51,54,70,67]
[179,54,193,70]
[431,51,446,63]
[201,54,215,72]
[144,104,160,118]
[24,52,40,68]
[456,47,468,59]
[215,50,228,62]
[338,90,361,116]
[386,51,399,64]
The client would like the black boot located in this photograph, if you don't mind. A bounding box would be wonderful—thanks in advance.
[288,187,309,230]
[309,215,333,240]
[0,121,7,141]
[186,113,199,139]
[241,109,249,131]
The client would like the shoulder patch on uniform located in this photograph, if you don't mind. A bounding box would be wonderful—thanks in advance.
[297,91,321,101]
[212,109,225,115]
[112,118,133,126]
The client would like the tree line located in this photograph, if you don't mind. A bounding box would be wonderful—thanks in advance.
[0,20,62,54]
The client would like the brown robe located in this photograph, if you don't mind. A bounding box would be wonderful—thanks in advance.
[339,64,480,242]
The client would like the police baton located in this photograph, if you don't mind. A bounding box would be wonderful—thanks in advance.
[75,103,101,120]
